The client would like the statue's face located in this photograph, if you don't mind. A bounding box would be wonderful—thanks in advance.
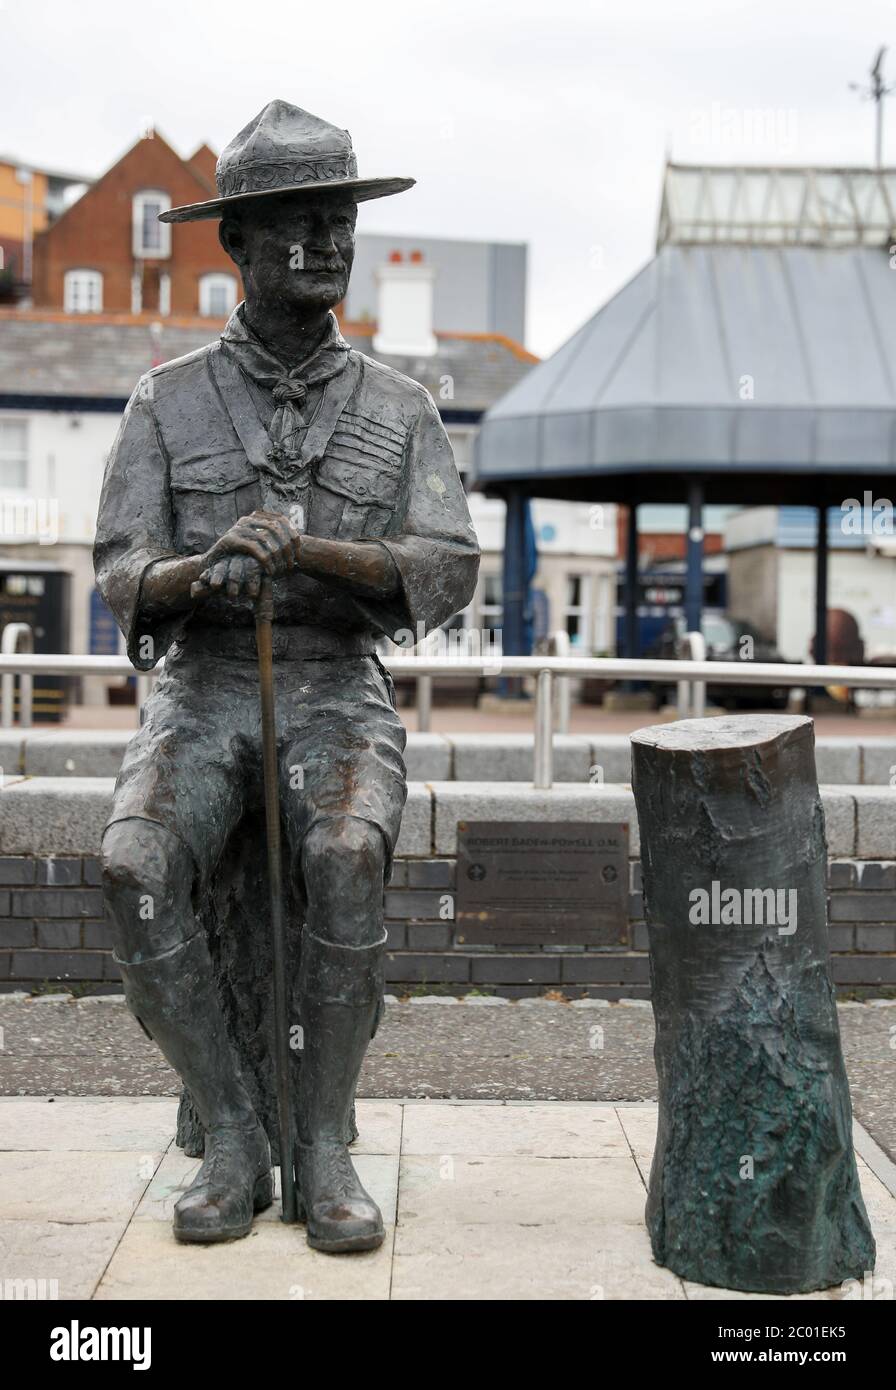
[220,190,357,315]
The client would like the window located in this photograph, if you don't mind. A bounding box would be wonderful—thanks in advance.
[63,269,103,313]
[0,419,28,489]
[481,574,503,634]
[564,574,590,648]
[132,190,171,258]
[199,273,238,318]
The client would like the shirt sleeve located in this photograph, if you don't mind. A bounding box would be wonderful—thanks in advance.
[366,391,480,643]
[93,379,181,671]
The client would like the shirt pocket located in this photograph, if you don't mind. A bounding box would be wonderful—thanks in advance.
[169,450,260,552]
[313,454,401,539]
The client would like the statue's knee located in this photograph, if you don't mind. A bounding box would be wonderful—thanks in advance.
[302,817,384,893]
[102,820,194,959]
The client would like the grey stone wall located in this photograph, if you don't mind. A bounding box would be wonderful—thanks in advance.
[2,731,895,785]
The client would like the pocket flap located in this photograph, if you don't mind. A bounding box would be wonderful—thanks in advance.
[316,456,399,509]
[171,450,257,494]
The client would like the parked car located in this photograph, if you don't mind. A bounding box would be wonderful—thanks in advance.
[648,612,791,710]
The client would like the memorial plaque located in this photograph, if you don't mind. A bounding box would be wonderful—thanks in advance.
[455,820,629,946]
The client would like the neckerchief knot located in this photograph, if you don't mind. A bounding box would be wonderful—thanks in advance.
[221,306,350,484]
[272,376,308,408]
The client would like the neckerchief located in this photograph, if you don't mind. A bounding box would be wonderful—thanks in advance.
[220,304,351,488]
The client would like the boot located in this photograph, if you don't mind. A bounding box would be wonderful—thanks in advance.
[116,931,273,1243]
[173,1122,273,1243]
[296,928,386,1253]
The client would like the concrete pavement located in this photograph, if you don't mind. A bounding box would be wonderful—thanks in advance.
[1,1096,894,1301]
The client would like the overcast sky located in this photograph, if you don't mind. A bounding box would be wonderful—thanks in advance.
[5,0,896,355]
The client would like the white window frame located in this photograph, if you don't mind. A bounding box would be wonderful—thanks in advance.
[480,573,503,633]
[563,572,591,650]
[63,268,103,313]
[132,189,171,259]
[198,272,238,318]
[0,418,29,491]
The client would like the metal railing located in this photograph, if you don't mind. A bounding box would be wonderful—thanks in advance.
[676,630,707,719]
[0,647,895,788]
[1,623,34,729]
[547,630,572,734]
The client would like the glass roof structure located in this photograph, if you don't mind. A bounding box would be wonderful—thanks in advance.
[657,164,896,249]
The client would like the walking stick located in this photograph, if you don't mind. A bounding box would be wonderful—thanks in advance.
[255,575,298,1223]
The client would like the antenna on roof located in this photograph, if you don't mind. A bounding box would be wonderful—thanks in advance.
[849,46,895,166]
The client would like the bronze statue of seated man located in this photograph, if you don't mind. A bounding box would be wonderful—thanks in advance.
[95,100,479,1252]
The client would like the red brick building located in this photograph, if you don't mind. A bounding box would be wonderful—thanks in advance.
[31,132,240,319]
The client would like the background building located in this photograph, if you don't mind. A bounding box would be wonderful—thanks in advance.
[0,156,89,303]
[726,506,896,662]
[31,132,237,318]
[345,233,527,344]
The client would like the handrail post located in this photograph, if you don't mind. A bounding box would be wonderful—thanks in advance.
[533,668,554,789]
[416,673,432,733]
[1,624,34,729]
[676,630,707,720]
[688,630,707,718]
[549,629,571,734]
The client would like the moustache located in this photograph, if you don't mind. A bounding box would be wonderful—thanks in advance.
[299,260,344,275]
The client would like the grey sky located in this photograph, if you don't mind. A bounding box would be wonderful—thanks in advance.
[5,0,896,355]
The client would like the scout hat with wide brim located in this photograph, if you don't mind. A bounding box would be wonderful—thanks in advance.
[160,99,414,224]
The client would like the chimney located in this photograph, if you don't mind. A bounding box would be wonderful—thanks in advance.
[372,250,437,357]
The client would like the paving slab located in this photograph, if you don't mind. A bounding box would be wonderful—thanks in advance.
[449,733,593,783]
[0,1096,178,1151]
[398,1153,645,1225]
[0,1148,157,1222]
[0,1218,126,1299]
[430,782,640,854]
[390,1217,686,1301]
[403,734,452,781]
[855,786,896,857]
[400,1100,630,1157]
[23,731,130,778]
[94,1215,395,1301]
[0,778,115,855]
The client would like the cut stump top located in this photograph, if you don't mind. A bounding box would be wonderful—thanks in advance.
[630,714,813,755]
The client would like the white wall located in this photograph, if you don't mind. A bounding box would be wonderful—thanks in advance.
[0,408,118,547]
[466,494,617,559]
[777,548,896,662]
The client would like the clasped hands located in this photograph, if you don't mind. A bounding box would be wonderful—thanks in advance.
[191,510,302,601]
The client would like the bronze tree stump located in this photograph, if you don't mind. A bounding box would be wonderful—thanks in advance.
[631,714,875,1294]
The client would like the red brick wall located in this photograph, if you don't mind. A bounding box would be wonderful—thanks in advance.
[32,133,240,315]
[186,144,218,191]
[616,506,723,563]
